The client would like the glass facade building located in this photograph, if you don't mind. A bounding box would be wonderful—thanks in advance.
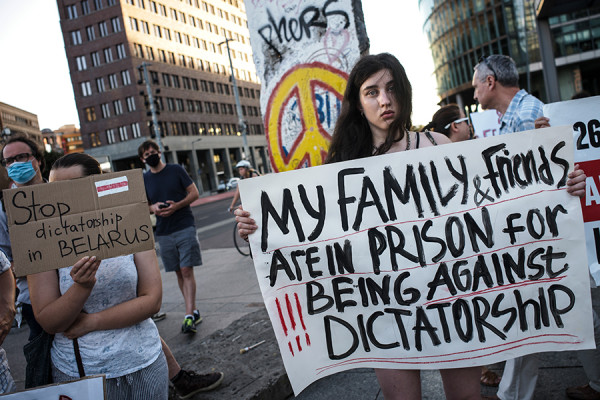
[418,0,600,108]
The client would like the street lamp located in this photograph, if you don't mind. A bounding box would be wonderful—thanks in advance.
[191,138,203,194]
[217,36,250,160]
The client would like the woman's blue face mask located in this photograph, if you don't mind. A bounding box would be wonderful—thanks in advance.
[7,161,37,185]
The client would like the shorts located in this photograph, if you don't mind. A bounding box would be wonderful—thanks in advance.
[156,226,202,272]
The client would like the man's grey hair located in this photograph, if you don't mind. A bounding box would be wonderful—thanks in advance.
[474,55,519,88]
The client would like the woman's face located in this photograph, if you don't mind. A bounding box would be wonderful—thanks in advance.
[49,165,85,182]
[358,69,397,138]
[451,110,472,142]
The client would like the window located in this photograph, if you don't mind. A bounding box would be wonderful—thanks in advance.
[84,106,96,121]
[159,4,166,15]
[175,31,182,43]
[168,51,175,64]
[189,15,196,27]
[170,8,177,20]
[98,21,108,37]
[191,78,198,90]
[129,17,139,31]
[91,51,101,66]
[149,1,157,13]
[107,0,115,5]
[94,0,103,10]
[101,103,111,118]
[66,4,78,19]
[116,43,126,59]
[137,0,145,9]
[79,81,91,97]
[134,43,144,58]
[171,75,180,88]
[86,25,95,41]
[178,54,186,66]
[126,96,136,112]
[81,1,90,14]
[96,77,105,92]
[220,103,227,114]
[103,47,113,63]
[162,73,170,87]
[90,133,101,147]
[212,102,219,114]
[158,49,166,62]
[111,17,121,32]
[183,34,190,46]
[176,98,184,112]
[108,73,118,89]
[182,77,190,89]
[204,101,211,113]
[70,30,82,45]
[76,56,87,71]
[167,97,175,111]
[142,21,149,34]
[154,24,162,37]
[131,123,141,138]
[106,129,116,144]
[208,81,215,93]
[113,100,123,115]
[164,28,171,40]
[186,100,194,112]
[187,56,194,68]
[121,70,131,85]
[193,37,199,48]
[145,46,154,60]
[150,71,158,84]
[200,80,207,91]
[180,122,189,135]
[118,126,128,141]
[180,12,186,23]
[195,101,202,112]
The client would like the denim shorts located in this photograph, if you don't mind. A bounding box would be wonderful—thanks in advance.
[156,226,202,272]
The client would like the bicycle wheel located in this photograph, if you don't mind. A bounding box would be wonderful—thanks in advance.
[233,221,250,256]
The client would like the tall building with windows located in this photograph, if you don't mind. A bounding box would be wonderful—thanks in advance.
[57,0,268,193]
[418,0,600,109]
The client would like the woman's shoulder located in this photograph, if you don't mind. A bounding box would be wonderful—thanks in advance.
[419,130,452,145]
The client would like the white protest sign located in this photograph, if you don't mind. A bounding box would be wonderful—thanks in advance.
[0,375,105,399]
[470,109,502,138]
[543,95,600,284]
[239,126,594,394]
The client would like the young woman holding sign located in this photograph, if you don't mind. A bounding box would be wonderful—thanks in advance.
[235,53,587,399]
[28,153,168,399]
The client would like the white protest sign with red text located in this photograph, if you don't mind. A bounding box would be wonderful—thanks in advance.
[470,109,502,138]
[543,95,600,284]
[239,126,594,394]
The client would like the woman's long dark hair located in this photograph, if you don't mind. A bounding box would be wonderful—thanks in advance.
[421,104,462,137]
[51,153,102,176]
[325,53,412,163]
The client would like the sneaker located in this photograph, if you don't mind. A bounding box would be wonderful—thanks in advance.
[172,370,224,399]
[193,310,202,325]
[181,317,196,334]
[152,312,166,322]
[566,384,600,400]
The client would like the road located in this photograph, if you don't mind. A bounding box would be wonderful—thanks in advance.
[192,197,237,249]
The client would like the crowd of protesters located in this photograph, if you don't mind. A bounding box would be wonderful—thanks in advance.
[0,52,597,400]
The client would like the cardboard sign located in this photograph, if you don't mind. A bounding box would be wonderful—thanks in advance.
[239,126,594,394]
[543,95,600,284]
[0,375,105,399]
[470,109,502,138]
[3,170,154,277]
[245,0,367,171]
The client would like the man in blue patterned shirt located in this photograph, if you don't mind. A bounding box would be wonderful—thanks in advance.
[472,54,544,135]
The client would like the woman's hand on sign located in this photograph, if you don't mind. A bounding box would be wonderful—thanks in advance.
[71,256,100,289]
[534,116,551,129]
[234,207,257,242]
[63,312,96,339]
[567,164,586,198]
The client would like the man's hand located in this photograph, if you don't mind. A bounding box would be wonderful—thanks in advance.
[567,164,586,198]
[534,117,551,129]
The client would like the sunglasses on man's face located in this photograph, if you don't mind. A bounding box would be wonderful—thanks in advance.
[444,117,469,130]
[479,55,497,79]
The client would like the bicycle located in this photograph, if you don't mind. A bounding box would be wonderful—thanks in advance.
[233,221,250,256]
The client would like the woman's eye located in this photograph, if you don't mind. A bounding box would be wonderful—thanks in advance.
[367,90,377,96]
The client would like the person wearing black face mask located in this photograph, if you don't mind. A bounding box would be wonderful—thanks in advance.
[138,140,203,336]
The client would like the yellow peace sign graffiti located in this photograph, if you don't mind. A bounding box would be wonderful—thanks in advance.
[265,63,347,172]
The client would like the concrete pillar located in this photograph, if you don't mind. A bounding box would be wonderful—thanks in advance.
[259,147,269,174]
[189,149,203,195]
[224,148,233,180]
[207,148,217,191]
[537,18,561,102]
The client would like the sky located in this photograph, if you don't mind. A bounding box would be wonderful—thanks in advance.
[0,0,439,130]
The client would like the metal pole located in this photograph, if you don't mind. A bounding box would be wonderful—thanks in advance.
[138,62,165,158]
[218,36,250,159]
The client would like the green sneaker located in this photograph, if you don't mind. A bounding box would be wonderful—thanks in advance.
[181,317,196,334]
[193,310,202,326]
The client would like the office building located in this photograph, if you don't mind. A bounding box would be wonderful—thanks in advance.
[418,0,600,108]
[57,0,268,193]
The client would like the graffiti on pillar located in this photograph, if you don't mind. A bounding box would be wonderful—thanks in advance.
[246,0,368,172]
